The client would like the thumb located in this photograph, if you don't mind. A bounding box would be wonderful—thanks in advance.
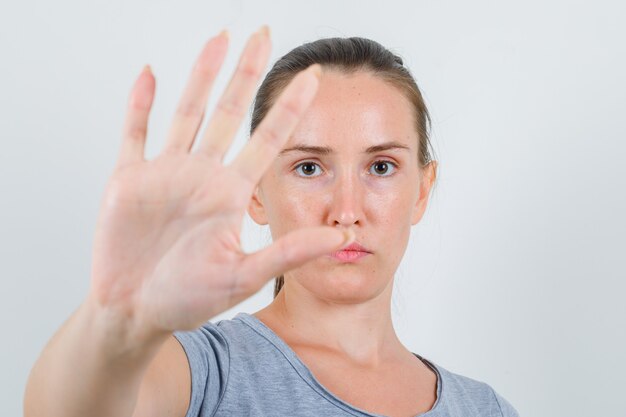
[237,226,355,291]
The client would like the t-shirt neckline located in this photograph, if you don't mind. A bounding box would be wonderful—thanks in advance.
[233,311,443,417]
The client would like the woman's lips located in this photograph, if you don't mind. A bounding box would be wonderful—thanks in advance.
[328,250,371,262]
[327,242,372,263]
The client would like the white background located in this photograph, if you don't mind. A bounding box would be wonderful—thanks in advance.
[1,1,625,416]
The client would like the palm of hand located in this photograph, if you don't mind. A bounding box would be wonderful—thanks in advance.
[88,26,353,337]
[92,152,248,332]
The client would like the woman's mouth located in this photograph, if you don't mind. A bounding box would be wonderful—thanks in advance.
[327,242,372,263]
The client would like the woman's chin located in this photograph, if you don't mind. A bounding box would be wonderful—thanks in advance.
[297,270,386,303]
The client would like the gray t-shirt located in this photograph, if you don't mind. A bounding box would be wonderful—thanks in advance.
[173,312,519,417]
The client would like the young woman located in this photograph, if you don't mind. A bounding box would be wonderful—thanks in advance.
[24,25,519,417]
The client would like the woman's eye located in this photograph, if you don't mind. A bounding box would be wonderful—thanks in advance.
[294,162,322,177]
[294,161,397,177]
[369,160,397,176]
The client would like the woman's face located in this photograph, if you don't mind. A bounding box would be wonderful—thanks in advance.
[248,69,436,302]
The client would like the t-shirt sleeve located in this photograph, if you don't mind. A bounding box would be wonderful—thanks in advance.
[490,386,520,417]
[173,321,230,417]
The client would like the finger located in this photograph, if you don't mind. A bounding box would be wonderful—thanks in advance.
[196,25,271,160]
[236,227,355,294]
[229,64,322,185]
[162,30,229,155]
[117,65,155,168]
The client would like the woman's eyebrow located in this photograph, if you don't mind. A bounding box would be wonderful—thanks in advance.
[279,144,332,156]
[279,141,410,156]
[364,141,411,153]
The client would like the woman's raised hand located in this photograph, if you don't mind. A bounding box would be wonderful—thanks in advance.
[89,26,353,338]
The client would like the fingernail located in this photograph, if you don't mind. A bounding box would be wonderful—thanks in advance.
[309,64,322,80]
[257,24,270,38]
[218,29,230,40]
[340,229,355,248]
[142,64,152,74]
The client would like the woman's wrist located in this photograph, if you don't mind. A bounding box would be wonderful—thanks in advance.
[82,290,171,364]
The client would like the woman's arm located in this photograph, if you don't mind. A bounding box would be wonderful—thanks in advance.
[24,24,351,417]
[23,293,178,417]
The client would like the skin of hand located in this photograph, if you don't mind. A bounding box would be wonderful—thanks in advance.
[88,25,356,340]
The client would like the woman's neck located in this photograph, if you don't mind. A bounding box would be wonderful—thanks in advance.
[254,279,408,368]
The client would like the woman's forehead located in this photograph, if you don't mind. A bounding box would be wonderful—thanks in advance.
[287,70,417,150]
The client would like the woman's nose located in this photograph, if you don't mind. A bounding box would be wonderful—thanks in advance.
[327,171,365,227]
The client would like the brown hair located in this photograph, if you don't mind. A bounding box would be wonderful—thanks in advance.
[248,36,437,299]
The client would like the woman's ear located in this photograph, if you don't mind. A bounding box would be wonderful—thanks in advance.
[411,161,437,225]
[247,185,269,225]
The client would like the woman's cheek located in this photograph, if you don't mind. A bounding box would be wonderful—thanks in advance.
[276,185,321,225]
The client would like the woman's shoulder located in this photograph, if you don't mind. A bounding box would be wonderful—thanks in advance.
[420,357,520,417]
[171,311,279,361]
